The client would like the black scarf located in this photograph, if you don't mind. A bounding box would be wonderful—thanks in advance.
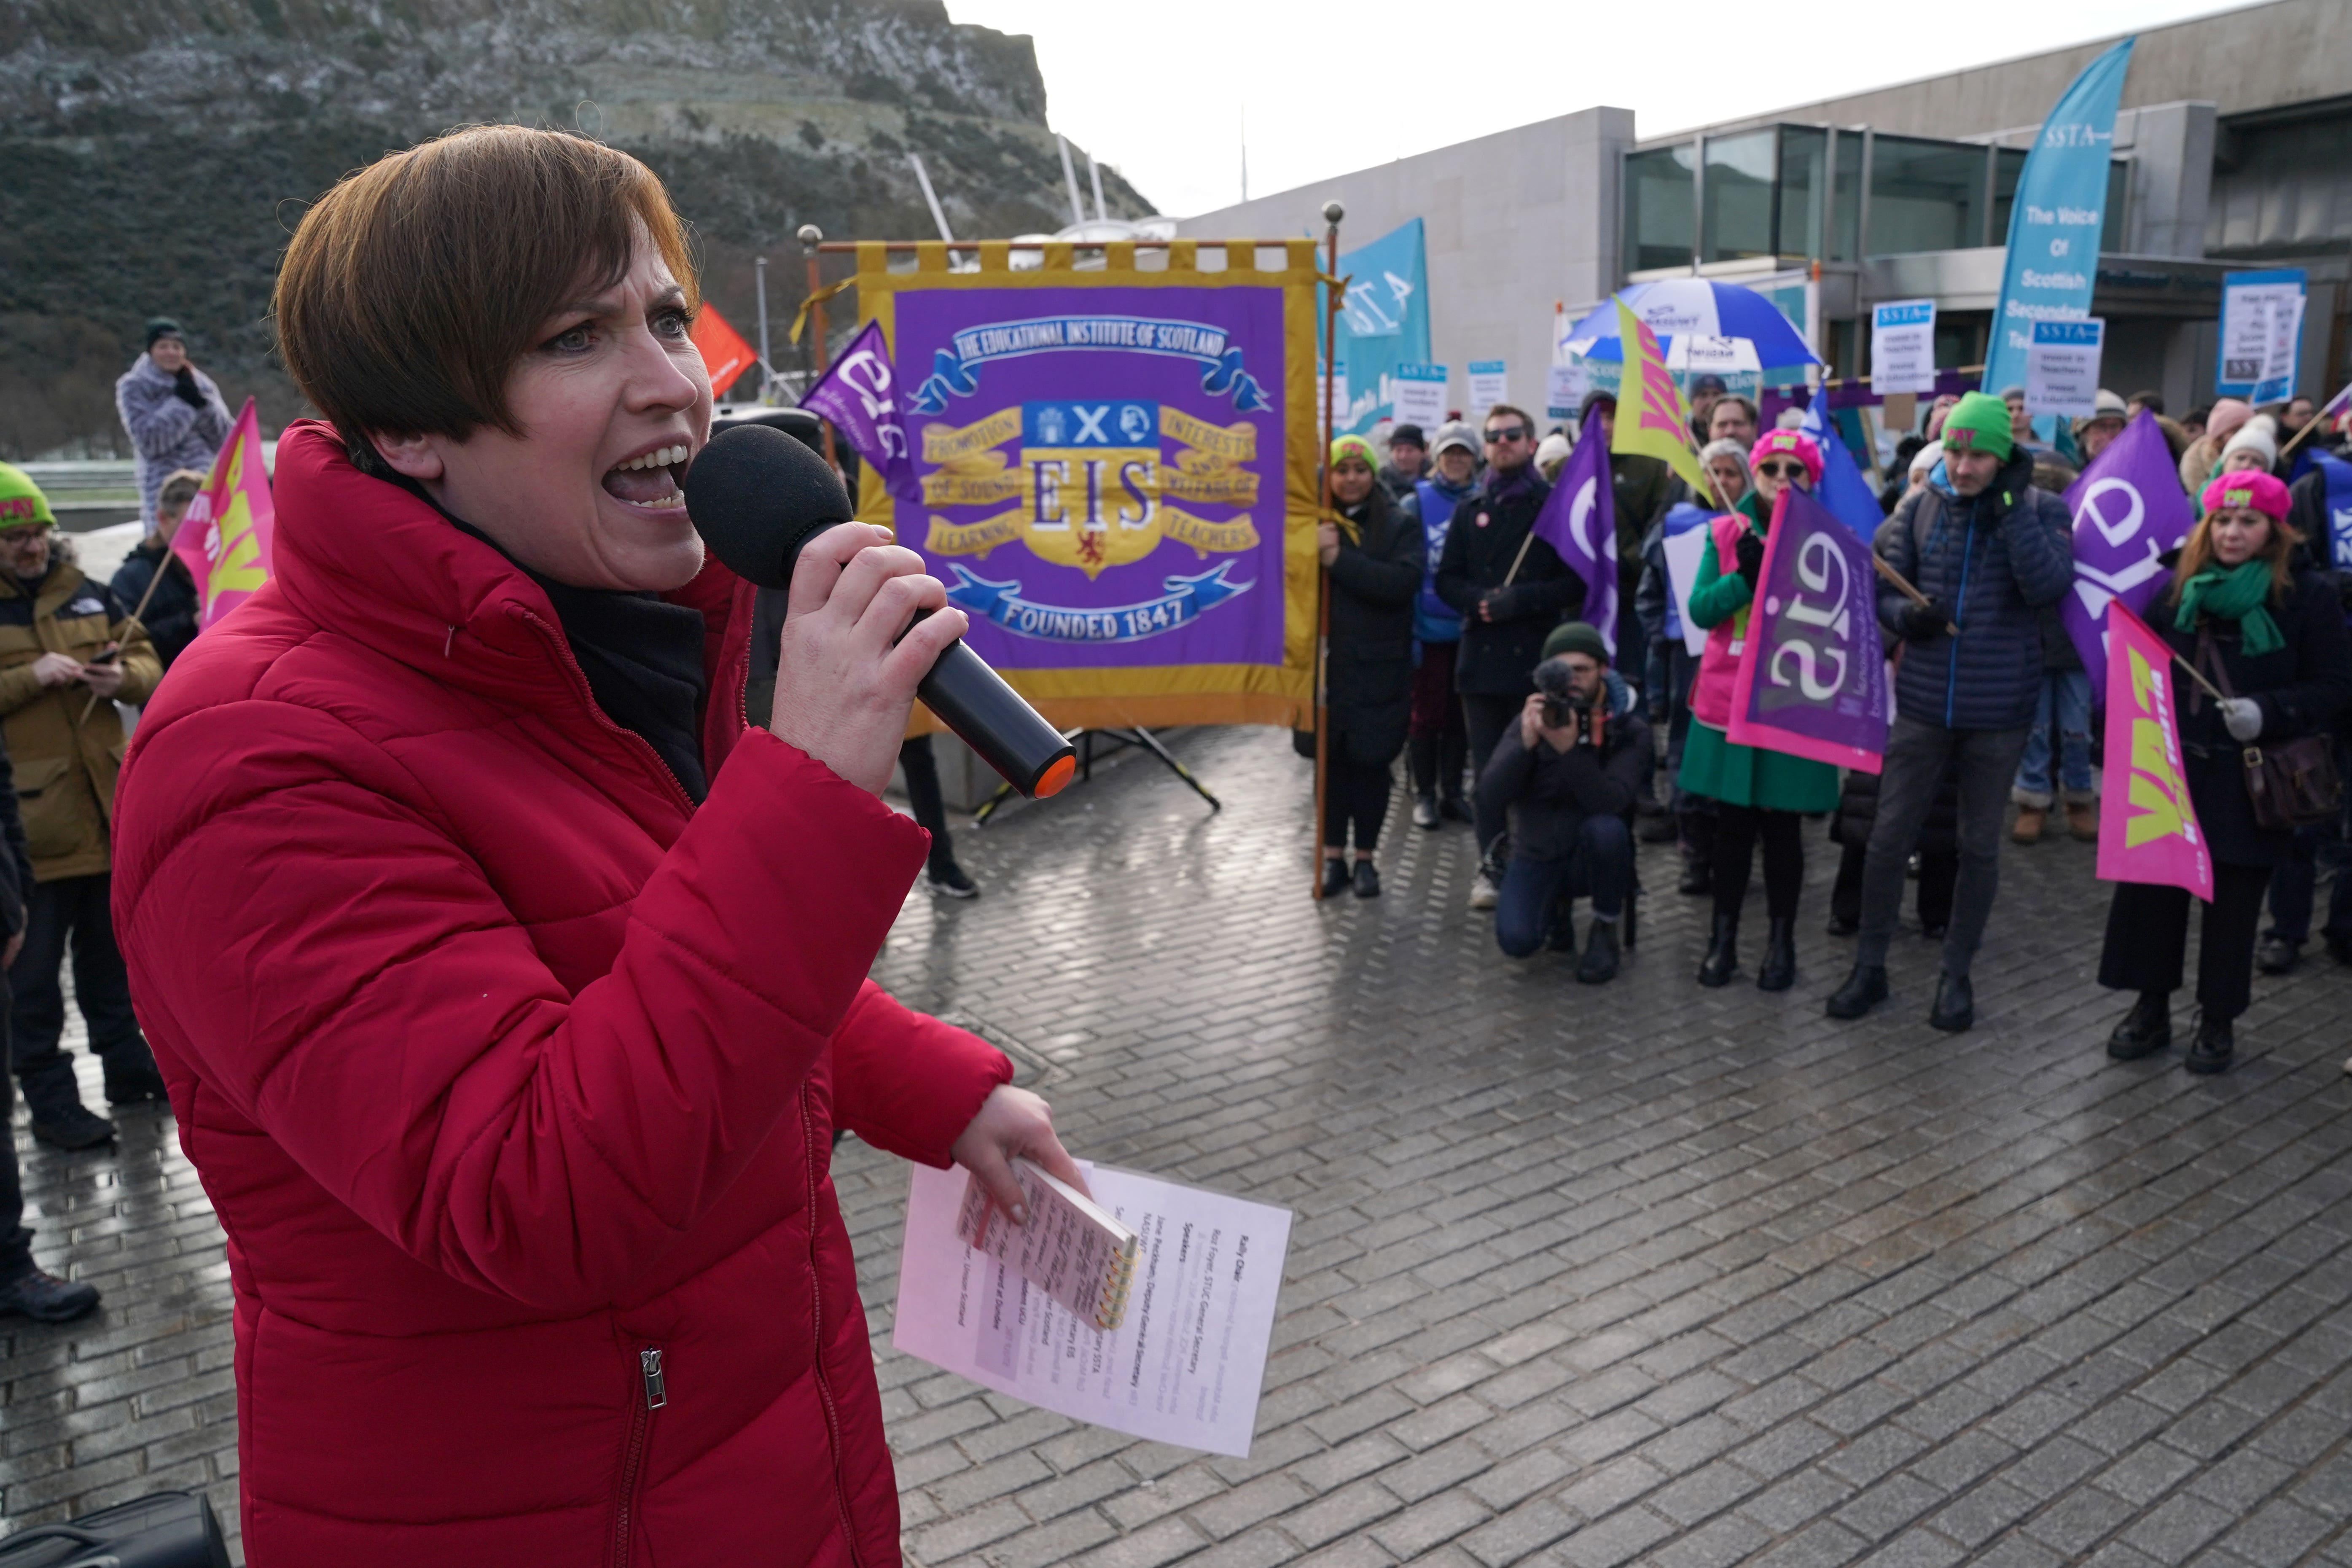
[412,487,711,802]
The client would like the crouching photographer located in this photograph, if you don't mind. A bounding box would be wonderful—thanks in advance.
[1475,623,1648,982]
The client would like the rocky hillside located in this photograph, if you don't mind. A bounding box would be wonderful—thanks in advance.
[0,0,1151,457]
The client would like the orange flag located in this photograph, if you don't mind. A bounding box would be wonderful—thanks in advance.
[691,304,760,399]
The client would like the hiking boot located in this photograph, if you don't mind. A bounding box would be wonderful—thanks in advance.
[30,1103,114,1151]
[2066,799,2100,841]
[2011,806,2046,844]
[1826,963,1889,1020]
[2185,1012,2235,1076]
[1577,920,1620,984]
[1696,915,1739,987]
[2256,934,2301,975]
[2106,991,2172,1060]
[0,1264,99,1324]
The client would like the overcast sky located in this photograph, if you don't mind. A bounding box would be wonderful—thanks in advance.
[947,0,2246,221]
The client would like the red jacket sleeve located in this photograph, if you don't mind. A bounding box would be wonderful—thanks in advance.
[120,713,926,1314]
[830,984,1012,1165]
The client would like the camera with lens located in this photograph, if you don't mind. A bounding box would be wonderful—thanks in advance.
[1534,656,1591,740]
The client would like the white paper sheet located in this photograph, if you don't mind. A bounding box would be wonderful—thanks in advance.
[893,1162,1293,1458]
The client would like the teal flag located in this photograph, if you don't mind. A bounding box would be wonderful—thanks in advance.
[1981,37,2135,430]
[1320,219,1430,436]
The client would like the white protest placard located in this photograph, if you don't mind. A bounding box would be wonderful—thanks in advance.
[1663,524,1711,657]
[1546,360,1589,420]
[1317,373,1348,427]
[1467,360,1508,417]
[1870,299,1937,395]
[2218,269,2306,399]
[894,1161,1293,1459]
[1390,362,1449,432]
[2255,294,2305,406]
[2025,319,2104,420]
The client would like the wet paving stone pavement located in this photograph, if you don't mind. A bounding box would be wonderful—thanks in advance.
[8,724,2352,1566]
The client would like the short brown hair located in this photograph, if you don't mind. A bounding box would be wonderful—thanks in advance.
[1483,403,1534,432]
[156,468,208,518]
[274,126,699,457]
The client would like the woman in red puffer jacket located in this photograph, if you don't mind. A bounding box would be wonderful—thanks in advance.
[110,126,1081,1567]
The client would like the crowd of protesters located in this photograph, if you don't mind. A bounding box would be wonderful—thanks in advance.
[1321,380,2352,1079]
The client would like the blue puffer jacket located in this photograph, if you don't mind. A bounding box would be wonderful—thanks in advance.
[1874,447,2073,731]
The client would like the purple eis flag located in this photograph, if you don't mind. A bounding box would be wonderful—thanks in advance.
[1532,417,1617,654]
[1724,486,1891,772]
[2059,409,2195,691]
[798,320,917,503]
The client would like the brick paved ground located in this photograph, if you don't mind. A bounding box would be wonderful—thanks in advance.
[8,723,2352,1567]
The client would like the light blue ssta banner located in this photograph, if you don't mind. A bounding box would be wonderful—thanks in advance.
[1319,218,1430,436]
[1980,37,2135,412]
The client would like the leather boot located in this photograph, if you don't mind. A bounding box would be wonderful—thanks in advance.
[1928,971,1975,1032]
[1826,961,1888,1019]
[1757,918,1797,992]
[2011,805,2047,843]
[1696,914,1739,987]
[2185,1012,2235,1075]
[2105,990,2172,1060]
[1321,858,1350,898]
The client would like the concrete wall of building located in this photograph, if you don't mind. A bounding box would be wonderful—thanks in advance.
[1176,108,1635,427]
[1677,0,2350,143]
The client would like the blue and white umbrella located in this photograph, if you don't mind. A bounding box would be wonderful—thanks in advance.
[1561,280,1821,372]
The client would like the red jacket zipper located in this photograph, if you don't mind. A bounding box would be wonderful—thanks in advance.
[801,1086,866,1568]
[610,1345,666,1567]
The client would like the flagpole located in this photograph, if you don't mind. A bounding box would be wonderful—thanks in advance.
[1313,200,1343,901]
[798,224,839,473]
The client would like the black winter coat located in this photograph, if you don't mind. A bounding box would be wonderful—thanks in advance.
[110,536,202,670]
[1474,707,1650,862]
[1435,468,1581,695]
[2162,565,2352,867]
[1324,487,1425,764]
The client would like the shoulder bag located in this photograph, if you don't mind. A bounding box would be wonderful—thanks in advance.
[2199,628,2344,831]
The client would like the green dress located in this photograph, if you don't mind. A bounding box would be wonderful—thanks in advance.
[1675,493,1843,813]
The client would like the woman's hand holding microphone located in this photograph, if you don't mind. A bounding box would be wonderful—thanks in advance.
[765,524,968,795]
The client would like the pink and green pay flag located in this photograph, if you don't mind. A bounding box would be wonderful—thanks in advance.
[2096,598,2214,901]
[170,396,274,634]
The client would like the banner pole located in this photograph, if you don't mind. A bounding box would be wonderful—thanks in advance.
[1314,201,1344,901]
[798,224,839,472]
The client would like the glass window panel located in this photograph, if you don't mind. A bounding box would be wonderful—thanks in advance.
[1831,131,1860,262]
[1702,130,1777,263]
[2102,161,2128,253]
[1988,147,2027,244]
[1624,145,1696,273]
[1867,134,1985,256]
[2205,107,2352,257]
[1777,126,1827,259]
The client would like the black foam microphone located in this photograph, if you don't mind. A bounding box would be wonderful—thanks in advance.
[684,423,1077,799]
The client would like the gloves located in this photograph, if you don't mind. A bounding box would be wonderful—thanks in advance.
[1732,530,1765,589]
[171,366,205,409]
[1480,585,1518,621]
[1899,597,1953,642]
[2220,697,2264,742]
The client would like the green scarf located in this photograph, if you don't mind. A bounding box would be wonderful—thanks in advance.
[2175,558,2284,656]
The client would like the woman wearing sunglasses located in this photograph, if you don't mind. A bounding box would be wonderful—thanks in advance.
[1677,429,1843,991]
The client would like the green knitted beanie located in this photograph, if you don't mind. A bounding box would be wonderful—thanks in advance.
[0,463,54,529]
[1941,392,2014,462]
[1541,621,1610,665]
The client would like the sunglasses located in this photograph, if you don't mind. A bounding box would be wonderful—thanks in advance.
[0,530,46,548]
[1484,427,1529,444]
[1756,462,1806,480]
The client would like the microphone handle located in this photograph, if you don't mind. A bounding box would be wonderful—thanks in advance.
[917,636,1078,799]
